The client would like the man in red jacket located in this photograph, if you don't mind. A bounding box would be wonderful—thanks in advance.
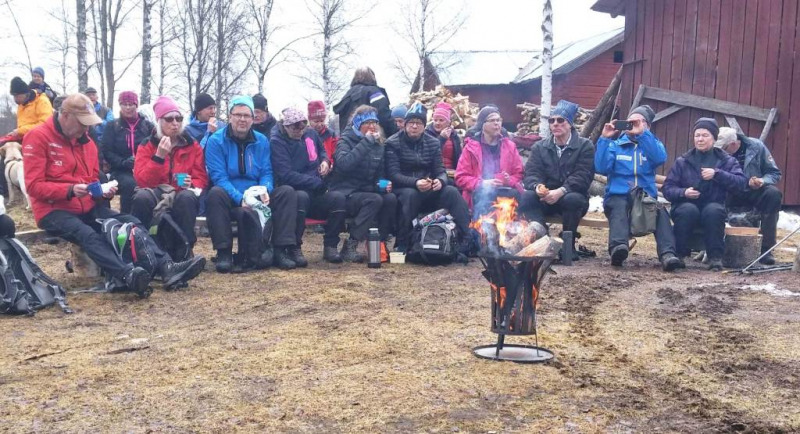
[23,94,205,297]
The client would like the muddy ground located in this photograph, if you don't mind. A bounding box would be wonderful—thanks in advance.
[1,213,799,432]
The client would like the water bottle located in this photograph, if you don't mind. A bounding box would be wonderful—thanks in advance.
[367,228,381,269]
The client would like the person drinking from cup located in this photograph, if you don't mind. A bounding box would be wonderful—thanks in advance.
[131,95,208,260]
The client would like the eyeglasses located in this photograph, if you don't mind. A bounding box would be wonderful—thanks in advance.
[406,120,424,126]
[230,113,253,120]
[287,122,308,130]
[485,118,503,124]
[162,115,183,123]
[548,117,566,125]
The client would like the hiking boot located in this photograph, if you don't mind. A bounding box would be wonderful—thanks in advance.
[707,258,724,271]
[124,267,152,299]
[610,245,628,266]
[759,251,776,265]
[661,253,682,272]
[161,256,207,289]
[340,238,365,263]
[252,247,273,270]
[215,249,233,273]
[323,246,343,263]
[288,246,308,268]
[273,247,297,270]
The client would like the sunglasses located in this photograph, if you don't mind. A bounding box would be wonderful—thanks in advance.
[548,117,567,125]
[287,122,308,130]
[162,115,184,123]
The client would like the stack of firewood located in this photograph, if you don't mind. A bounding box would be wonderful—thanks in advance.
[407,85,480,130]
[516,102,593,136]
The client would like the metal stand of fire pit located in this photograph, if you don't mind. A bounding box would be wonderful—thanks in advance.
[473,252,555,364]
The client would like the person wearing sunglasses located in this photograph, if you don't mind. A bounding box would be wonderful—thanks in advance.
[205,96,300,272]
[270,107,337,265]
[455,105,524,219]
[100,91,154,213]
[522,100,594,261]
[596,104,682,271]
[131,95,208,262]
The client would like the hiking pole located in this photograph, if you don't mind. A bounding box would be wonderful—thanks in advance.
[740,223,800,274]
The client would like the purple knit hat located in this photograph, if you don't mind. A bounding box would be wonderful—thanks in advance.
[118,91,139,106]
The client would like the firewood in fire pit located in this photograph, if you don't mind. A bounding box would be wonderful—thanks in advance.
[504,221,548,255]
[515,236,563,258]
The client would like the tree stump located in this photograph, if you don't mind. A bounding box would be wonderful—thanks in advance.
[69,243,101,278]
[723,233,762,269]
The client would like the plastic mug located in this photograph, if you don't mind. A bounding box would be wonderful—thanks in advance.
[377,179,390,193]
[175,173,188,187]
[87,181,103,198]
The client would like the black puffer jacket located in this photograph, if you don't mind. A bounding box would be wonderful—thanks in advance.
[523,129,595,195]
[328,127,387,196]
[100,114,155,172]
[385,131,447,188]
[333,84,396,137]
[270,125,328,192]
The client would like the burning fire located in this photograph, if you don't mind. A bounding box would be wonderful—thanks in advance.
[471,197,521,250]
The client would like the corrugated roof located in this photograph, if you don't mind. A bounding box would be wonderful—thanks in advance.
[430,50,540,87]
[512,27,624,84]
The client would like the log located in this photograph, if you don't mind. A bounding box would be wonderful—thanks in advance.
[581,66,623,139]
[722,233,762,269]
[69,243,101,278]
[793,246,800,272]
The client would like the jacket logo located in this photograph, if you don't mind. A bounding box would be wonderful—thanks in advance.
[49,143,63,149]
[616,155,633,161]
[53,160,63,166]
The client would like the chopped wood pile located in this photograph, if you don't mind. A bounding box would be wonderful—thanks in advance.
[516,103,593,136]
[407,85,480,130]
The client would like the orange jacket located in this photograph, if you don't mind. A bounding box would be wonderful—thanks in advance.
[17,91,54,137]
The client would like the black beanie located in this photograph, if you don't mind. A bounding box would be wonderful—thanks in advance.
[629,104,656,125]
[194,93,216,113]
[9,77,28,95]
[252,93,268,112]
[693,117,719,140]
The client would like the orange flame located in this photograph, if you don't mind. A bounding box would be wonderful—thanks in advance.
[471,197,520,248]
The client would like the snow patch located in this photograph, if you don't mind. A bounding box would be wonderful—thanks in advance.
[743,283,800,298]
[588,195,604,213]
[778,211,800,231]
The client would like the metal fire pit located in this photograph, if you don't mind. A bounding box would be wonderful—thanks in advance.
[473,251,555,363]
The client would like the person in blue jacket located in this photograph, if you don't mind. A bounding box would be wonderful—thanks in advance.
[204,95,299,272]
[185,93,225,148]
[663,118,747,271]
[595,105,682,271]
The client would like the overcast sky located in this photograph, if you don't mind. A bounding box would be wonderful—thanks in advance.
[0,0,622,115]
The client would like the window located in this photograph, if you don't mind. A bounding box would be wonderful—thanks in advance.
[613,50,624,63]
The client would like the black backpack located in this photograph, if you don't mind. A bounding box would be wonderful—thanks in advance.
[100,218,160,277]
[407,222,461,265]
[0,238,72,315]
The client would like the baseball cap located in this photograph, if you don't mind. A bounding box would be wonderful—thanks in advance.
[61,94,103,126]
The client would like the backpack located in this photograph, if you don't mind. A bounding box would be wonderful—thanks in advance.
[406,221,460,265]
[0,238,72,315]
[100,218,160,277]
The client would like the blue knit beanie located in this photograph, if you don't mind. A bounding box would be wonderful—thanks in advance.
[404,103,427,124]
[551,99,579,125]
[32,67,44,79]
[391,104,408,118]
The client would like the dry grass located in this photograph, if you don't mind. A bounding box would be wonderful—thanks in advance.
[1,207,799,432]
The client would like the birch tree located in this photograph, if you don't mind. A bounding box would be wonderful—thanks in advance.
[3,0,32,71]
[539,0,554,138]
[47,0,75,93]
[91,0,142,108]
[141,0,155,103]
[77,0,89,91]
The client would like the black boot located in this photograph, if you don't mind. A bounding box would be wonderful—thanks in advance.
[215,248,233,273]
[610,244,628,266]
[273,247,297,270]
[252,247,273,270]
[161,256,207,289]
[340,238,364,263]
[759,251,776,265]
[124,266,152,299]
[323,246,343,263]
[288,246,308,268]
[661,253,682,272]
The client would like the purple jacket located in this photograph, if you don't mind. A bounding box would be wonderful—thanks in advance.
[663,148,747,206]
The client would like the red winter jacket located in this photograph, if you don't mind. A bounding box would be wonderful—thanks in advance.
[134,132,209,190]
[22,116,101,223]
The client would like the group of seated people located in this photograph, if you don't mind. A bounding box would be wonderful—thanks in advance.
[3,65,785,299]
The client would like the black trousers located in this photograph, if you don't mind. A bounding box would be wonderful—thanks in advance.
[522,190,589,235]
[343,192,397,242]
[671,201,727,259]
[206,185,298,252]
[111,170,136,213]
[727,185,782,252]
[296,189,346,248]
[38,206,168,279]
[0,158,6,197]
[130,188,199,247]
[604,194,676,259]
[0,214,15,238]
[396,185,469,247]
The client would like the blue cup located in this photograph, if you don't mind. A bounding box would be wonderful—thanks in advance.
[377,179,390,192]
[175,173,188,187]
[88,181,103,198]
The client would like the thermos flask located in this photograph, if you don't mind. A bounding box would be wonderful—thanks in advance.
[367,228,381,268]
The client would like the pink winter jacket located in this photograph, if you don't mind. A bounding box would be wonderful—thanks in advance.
[455,136,524,208]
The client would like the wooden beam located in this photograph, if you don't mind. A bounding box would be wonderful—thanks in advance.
[760,107,779,141]
[653,105,685,122]
[641,85,776,122]
[631,84,646,108]
[725,116,743,134]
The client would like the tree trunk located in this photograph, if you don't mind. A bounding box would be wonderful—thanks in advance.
[215,0,224,104]
[77,0,89,91]
[539,0,553,138]
[157,0,166,95]
[141,0,153,104]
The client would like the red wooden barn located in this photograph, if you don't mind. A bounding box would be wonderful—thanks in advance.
[592,0,800,205]
[434,28,624,127]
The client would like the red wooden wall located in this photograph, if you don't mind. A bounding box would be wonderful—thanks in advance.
[449,44,623,127]
[617,0,799,204]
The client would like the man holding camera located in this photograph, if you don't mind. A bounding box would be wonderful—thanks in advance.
[594,105,682,271]
[522,100,594,260]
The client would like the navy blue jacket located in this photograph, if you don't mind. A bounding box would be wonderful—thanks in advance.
[663,147,747,206]
[270,125,328,192]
